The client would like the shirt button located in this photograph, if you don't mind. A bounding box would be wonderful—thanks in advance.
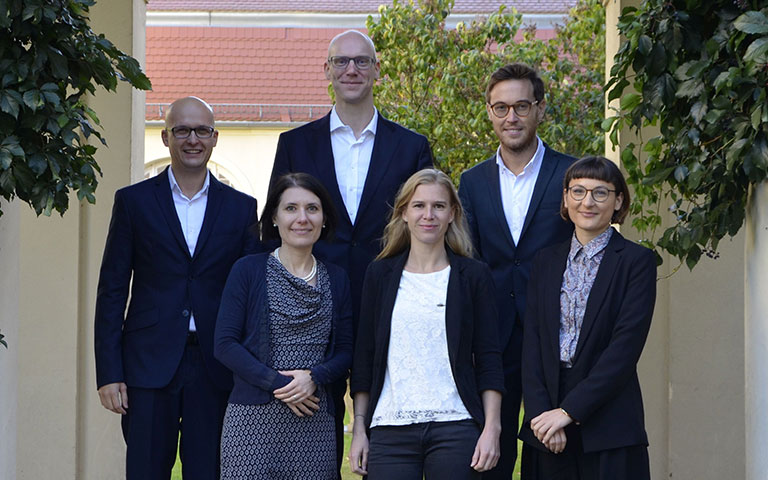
[509,292,516,299]
[182,309,190,317]
[514,260,521,266]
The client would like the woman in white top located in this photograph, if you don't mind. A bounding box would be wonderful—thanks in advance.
[349,169,505,479]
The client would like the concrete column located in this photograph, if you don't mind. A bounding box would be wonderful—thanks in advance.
[14,1,145,478]
[746,181,768,479]
[0,200,20,480]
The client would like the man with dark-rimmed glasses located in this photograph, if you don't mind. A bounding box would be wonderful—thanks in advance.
[458,63,575,479]
[269,30,433,479]
[95,96,259,479]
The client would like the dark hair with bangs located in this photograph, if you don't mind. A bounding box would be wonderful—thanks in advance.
[560,156,630,224]
[485,63,545,103]
[259,173,337,243]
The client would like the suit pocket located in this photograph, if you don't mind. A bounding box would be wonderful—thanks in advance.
[123,307,159,332]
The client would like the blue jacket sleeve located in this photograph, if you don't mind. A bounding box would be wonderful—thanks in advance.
[214,258,291,391]
[94,190,133,388]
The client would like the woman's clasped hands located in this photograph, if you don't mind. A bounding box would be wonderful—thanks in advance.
[273,369,320,417]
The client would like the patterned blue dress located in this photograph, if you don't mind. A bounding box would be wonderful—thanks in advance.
[220,256,336,480]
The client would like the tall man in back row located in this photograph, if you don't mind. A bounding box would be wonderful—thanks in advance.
[270,30,433,477]
[459,64,575,478]
[95,97,260,479]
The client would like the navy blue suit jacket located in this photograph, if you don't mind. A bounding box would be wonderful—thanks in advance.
[458,146,574,370]
[94,168,260,391]
[350,249,505,430]
[520,230,656,453]
[270,112,433,326]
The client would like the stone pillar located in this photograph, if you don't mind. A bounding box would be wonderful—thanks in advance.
[14,1,145,478]
[746,182,768,479]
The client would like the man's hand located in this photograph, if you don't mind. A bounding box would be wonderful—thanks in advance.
[98,382,128,414]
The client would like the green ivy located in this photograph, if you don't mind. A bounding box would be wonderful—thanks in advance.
[605,0,768,269]
[367,0,605,182]
[0,0,150,218]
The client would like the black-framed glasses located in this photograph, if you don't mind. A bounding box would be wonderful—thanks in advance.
[488,100,539,118]
[567,185,617,202]
[168,126,215,139]
[328,56,376,70]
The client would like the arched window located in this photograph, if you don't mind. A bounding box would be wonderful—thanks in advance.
[143,158,251,195]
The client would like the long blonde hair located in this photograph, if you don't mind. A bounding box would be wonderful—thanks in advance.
[377,169,474,260]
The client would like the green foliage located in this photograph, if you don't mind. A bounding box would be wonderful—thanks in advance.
[606,0,768,269]
[367,0,605,182]
[0,0,151,218]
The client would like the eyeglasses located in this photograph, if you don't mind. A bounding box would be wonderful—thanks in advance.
[328,56,376,70]
[488,100,539,118]
[168,126,215,139]
[567,185,617,202]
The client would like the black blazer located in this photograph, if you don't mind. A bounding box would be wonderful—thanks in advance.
[270,112,433,327]
[350,249,505,429]
[94,167,260,390]
[519,229,657,453]
[458,146,574,360]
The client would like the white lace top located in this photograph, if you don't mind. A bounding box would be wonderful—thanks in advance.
[370,266,472,427]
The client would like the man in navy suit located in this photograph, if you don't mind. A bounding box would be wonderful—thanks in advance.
[270,30,433,476]
[94,96,259,479]
[458,64,575,479]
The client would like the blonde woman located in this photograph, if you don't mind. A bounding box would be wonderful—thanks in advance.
[349,169,504,479]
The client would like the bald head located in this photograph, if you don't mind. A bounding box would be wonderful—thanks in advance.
[164,96,215,128]
[328,30,377,58]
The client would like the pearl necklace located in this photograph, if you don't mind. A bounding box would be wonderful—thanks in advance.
[275,247,316,282]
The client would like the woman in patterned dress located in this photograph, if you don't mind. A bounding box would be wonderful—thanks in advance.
[519,156,656,480]
[214,173,352,480]
[348,169,505,479]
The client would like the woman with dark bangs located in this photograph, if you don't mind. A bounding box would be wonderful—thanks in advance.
[520,156,656,480]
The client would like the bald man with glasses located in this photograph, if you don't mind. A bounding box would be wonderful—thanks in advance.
[269,30,433,478]
[458,64,575,479]
[95,96,260,479]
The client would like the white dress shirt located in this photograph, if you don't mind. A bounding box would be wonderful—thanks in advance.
[168,166,210,332]
[371,267,472,427]
[330,105,378,225]
[496,137,545,244]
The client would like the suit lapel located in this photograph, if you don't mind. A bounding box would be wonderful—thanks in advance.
[544,241,570,362]
[193,174,223,258]
[483,156,517,249]
[377,252,409,348]
[519,145,557,241]
[154,168,190,259]
[444,251,462,365]
[312,114,353,228]
[572,231,624,362]
[356,113,397,230]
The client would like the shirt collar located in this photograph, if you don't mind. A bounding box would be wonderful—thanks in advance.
[495,136,544,176]
[569,227,613,262]
[330,105,378,136]
[168,166,210,201]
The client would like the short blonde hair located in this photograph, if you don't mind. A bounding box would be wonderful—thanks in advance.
[377,169,473,259]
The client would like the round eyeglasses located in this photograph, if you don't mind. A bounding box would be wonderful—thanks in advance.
[488,100,539,118]
[328,56,376,70]
[168,126,215,139]
[567,185,617,202]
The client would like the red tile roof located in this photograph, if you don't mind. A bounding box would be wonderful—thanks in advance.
[146,27,338,122]
[147,0,576,14]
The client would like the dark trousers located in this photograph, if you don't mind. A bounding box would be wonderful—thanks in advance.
[519,365,650,480]
[367,420,482,480]
[121,338,229,480]
[520,431,650,480]
[484,324,524,480]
